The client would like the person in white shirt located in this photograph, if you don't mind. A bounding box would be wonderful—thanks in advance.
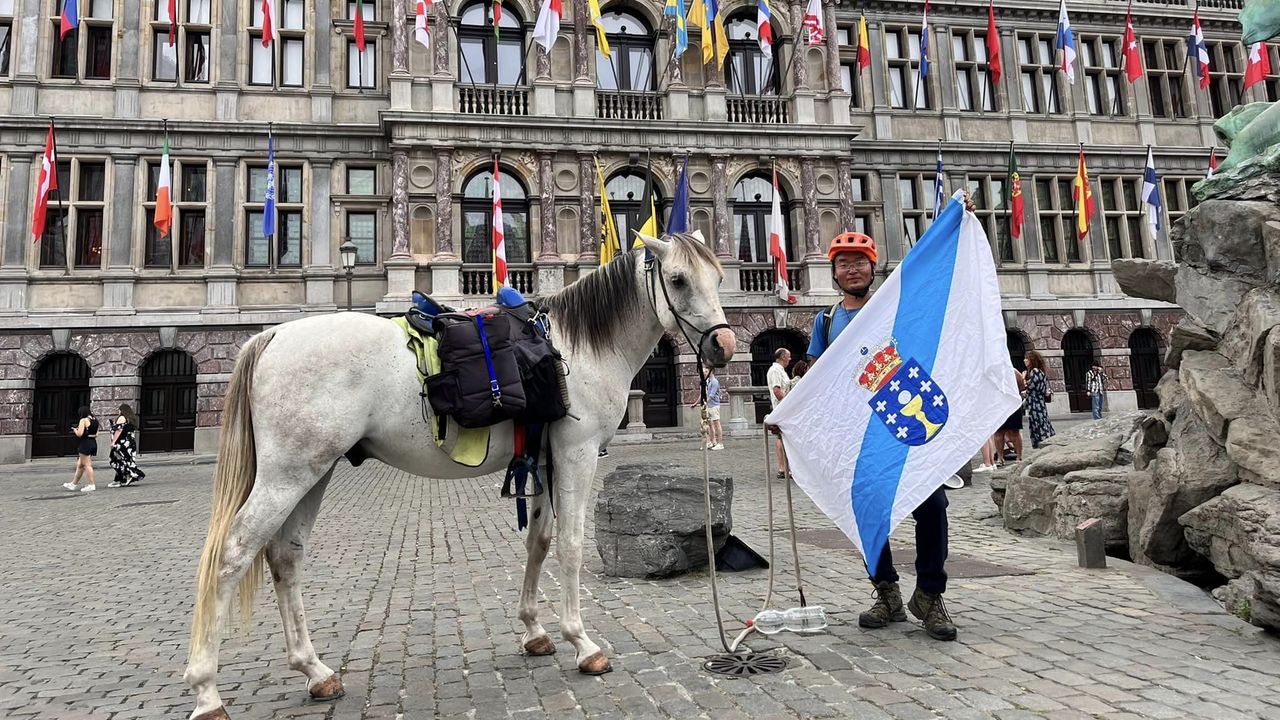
[766,348,792,478]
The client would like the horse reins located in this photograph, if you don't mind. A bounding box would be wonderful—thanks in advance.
[643,254,731,406]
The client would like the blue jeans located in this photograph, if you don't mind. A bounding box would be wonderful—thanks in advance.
[1091,393,1104,419]
[870,487,949,595]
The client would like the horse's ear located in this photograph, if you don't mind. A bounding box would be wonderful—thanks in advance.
[635,232,672,262]
[690,229,705,243]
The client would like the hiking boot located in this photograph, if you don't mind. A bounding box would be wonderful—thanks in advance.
[858,581,906,628]
[908,588,958,641]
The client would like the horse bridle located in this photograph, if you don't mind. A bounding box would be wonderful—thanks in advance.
[645,255,731,405]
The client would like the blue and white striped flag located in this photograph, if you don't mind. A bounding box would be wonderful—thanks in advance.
[1142,147,1162,237]
[765,191,1021,574]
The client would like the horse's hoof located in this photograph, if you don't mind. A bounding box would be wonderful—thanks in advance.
[308,674,345,701]
[192,707,231,720]
[578,652,612,675]
[523,635,556,656]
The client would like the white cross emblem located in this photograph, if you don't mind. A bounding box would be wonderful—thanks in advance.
[908,366,920,379]
[875,401,887,413]
[920,380,933,393]
[889,380,900,392]
[933,394,945,407]
[896,427,909,439]
[886,413,897,425]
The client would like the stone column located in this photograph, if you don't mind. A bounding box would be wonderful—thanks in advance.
[2,156,32,267]
[433,0,452,77]
[837,157,855,233]
[114,0,142,118]
[312,0,334,119]
[790,0,808,91]
[666,17,684,86]
[215,0,241,119]
[304,160,335,308]
[824,0,840,95]
[801,157,821,257]
[537,47,552,80]
[391,149,411,258]
[578,153,599,260]
[538,152,557,259]
[205,158,239,310]
[8,0,41,113]
[711,155,730,258]
[391,0,409,74]
[573,0,592,82]
[108,156,138,268]
[434,148,455,257]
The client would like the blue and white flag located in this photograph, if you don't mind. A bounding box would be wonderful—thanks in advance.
[765,190,1021,574]
[1141,147,1162,237]
[1055,0,1076,85]
[932,144,945,219]
[263,131,277,238]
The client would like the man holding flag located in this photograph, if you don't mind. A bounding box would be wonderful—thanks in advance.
[775,191,1019,642]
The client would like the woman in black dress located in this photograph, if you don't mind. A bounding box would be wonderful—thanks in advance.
[63,406,99,493]
[108,404,146,487]
[1024,350,1056,449]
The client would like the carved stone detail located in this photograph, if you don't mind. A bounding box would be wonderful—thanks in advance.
[435,148,455,256]
[837,157,855,233]
[801,156,821,256]
[573,0,591,80]
[823,0,840,94]
[579,153,599,259]
[790,0,808,91]
[391,0,409,74]
[711,156,730,258]
[433,0,451,78]
[392,149,411,257]
[539,152,558,259]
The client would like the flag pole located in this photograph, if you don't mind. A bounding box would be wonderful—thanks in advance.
[51,117,66,264]
[357,39,364,95]
[1006,139,1014,241]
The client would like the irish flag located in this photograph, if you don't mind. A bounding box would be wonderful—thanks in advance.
[154,132,173,238]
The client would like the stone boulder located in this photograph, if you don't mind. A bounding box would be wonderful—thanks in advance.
[594,463,733,578]
[1164,318,1220,370]
[1174,199,1279,284]
[1111,258,1177,303]
[1155,369,1186,421]
[1053,467,1132,550]
[1132,415,1169,471]
[1002,475,1060,536]
[1180,483,1280,629]
[1179,350,1262,442]
[1024,412,1142,478]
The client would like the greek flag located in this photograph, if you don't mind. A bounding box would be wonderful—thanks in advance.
[765,191,1021,574]
[1142,147,1162,237]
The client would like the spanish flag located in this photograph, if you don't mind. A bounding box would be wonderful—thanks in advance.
[1073,146,1095,240]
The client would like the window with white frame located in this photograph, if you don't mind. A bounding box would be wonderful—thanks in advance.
[1080,35,1127,116]
[965,175,1014,264]
[39,159,105,269]
[0,0,14,78]
[849,174,878,237]
[1206,41,1243,119]
[144,159,208,268]
[1099,177,1146,260]
[897,174,928,245]
[345,0,376,89]
[250,0,305,87]
[1017,33,1065,114]
[51,0,113,80]
[952,29,996,112]
[152,0,212,83]
[1143,38,1188,119]
[835,23,863,107]
[344,166,378,264]
[885,25,929,109]
[245,164,304,267]
[1033,176,1083,264]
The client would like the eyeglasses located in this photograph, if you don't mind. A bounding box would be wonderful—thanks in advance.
[835,258,873,271]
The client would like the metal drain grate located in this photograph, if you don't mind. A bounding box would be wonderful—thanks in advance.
[702,653,787,677]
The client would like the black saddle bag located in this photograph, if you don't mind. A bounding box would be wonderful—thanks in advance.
[427,311,528,428]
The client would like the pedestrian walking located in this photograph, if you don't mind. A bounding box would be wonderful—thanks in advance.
[108,404,146,488]
[694,365,725,450]
[1024,350,1056,449]
[63,406,99,493]
[995,366,1026,465]
[767,348,792,478]
[1086,362,1109,420]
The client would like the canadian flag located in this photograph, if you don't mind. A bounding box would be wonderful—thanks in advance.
[768,169,794,304]
[1246,42,1271,92]
[414,0,431,48]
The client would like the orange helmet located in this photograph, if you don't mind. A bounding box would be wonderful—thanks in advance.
[828,232,877,264]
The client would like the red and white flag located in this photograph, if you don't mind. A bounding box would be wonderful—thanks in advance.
[1207,147,1218,179]
[1246,42,1271,92]
[414,0,431,48]
[1122,4,1142,82]
[801,0,823,47]
[168,0,177,46]
[260,0,274,47]
[768,169,793,304]
[533,0,562,52]
[32,124,58,241]
[492,158,508,290]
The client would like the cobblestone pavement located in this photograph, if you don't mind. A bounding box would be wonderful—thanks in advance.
[3,437,1279,720]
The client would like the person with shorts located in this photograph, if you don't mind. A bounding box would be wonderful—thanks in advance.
[694,365,725,450]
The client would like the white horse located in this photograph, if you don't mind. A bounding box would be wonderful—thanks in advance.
[184,234,736,720]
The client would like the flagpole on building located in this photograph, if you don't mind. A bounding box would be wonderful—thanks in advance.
[51,117,66,262]
[1006,139,1014,238]
[356,40,364,95]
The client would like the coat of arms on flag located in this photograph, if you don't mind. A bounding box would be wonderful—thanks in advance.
[861,340,948,447]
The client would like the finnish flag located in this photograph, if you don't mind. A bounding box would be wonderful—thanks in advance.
[1142,147,1162,237]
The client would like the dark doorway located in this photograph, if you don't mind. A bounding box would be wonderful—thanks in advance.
[31,353,91,458]
[140,350,198,452]
[1129,328,1163,410]
[630,337,677,428]
[1061,329,1095,414]
[1007,330,1027,371]
[750,329,808,423]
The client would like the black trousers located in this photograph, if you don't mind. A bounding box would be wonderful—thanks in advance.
[870,486,949,595]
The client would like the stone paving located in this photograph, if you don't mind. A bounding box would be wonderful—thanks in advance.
[2,437,1279,720]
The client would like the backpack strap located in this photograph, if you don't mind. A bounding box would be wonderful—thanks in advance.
[474,314,503,408]
[824,303,841,350]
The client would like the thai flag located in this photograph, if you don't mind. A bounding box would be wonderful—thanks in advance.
[1142,147,1163,238]
[766,192,1021,573]
[919,1,930,79]
[1055,0,1076,84]
[1189,11,1210,90]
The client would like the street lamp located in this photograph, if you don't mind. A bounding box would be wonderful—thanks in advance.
[339,239,358,311]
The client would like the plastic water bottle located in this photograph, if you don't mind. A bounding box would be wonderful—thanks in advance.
[752,609,787,634]
[788,606,828,633]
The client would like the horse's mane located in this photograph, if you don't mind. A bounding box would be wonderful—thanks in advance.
[544,234,721,352]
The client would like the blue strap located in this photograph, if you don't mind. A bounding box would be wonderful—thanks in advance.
[475,314,502,407]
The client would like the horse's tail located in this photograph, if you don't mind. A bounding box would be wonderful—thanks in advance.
[190,328,276,655]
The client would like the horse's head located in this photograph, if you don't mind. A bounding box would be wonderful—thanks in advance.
[637,231,737,368]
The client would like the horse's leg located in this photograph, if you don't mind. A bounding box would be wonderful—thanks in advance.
[553,447,611,675]
[518,493,557,656]
[265,468,344,701]
[185,475,319,720]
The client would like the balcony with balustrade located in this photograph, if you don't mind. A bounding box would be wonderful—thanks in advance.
[739,265,804,295]
[460,265,536,296]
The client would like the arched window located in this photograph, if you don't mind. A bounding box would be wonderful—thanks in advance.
[595,9,656,91]
[461,168,530,264]
[605,170,662,241]
[732,173,790,263]
[725,15,780,95]
[458,1,525,85]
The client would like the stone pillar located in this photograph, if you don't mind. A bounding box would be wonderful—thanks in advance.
[573,0,592,82]
[534,43,555,115]
[431,147,461,297]
[205,158,238,311]
[666,17,684,86]
[305,160,335,308]
[312,0,334,119]
[100,154,138,313]
[711,155,730,259]
[578,153,599,262]
[114,0,142,118]
[824,0,840,95]
[837,157,855,233]
[801,157,821,257]
[2,156,31,268]
[537,152,558,259]
[9,0,41,113]
[381,148,416,312]
[215,0,241,119]
[790,0,808,91]
[537,46,552,80]
[391,0,409,74]
[433,0,452,77]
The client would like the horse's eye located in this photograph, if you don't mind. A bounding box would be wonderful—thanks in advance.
[670,273,688,288]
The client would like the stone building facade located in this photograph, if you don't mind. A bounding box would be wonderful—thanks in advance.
[0,0,1245,460]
